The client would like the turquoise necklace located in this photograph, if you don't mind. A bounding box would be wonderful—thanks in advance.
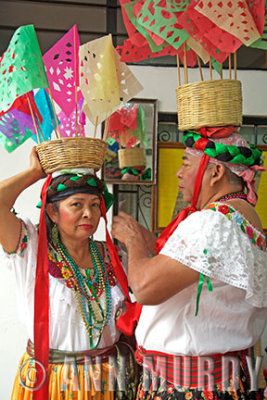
[54,238,112,348]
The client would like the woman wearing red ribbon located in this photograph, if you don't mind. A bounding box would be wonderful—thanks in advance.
[0,147,139,400]
[112,129,267,400]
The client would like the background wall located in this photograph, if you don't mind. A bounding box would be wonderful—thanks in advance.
[1,64,267,397]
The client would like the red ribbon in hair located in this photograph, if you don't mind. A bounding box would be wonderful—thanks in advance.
[100,196,142,335]
[33,174,52,400]
[155,154,210,253]
[199,126,236,138]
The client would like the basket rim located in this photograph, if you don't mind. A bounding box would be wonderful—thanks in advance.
[177,78,241,90]
[36,137,106,148]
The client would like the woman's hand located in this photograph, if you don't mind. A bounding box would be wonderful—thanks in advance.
[29,146,47,180]
[112,211,143,247]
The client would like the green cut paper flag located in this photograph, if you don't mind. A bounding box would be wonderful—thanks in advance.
[136,0,189,50]
[123,0,165,53]
[0,25,49,113]
[0,128,32,153]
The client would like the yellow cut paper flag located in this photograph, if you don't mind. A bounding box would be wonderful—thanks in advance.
[79,34,120,124]
[80,34,143,124]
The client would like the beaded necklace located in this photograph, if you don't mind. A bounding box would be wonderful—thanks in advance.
[52,238,112,349]
[218,191,247,202]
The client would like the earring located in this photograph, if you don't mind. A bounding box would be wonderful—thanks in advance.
[51,224,60,246]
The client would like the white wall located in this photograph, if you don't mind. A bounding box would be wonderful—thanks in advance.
[1,65,267,397]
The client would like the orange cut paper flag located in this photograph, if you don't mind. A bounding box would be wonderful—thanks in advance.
[80,34,143,124]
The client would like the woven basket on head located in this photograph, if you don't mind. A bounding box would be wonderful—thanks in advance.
[118,147,146,169]
[176,79,242,131]
[36,137,107,174]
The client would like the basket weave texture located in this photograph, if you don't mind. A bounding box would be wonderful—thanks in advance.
[176,79,242,131]
[37,137,107,174]
[118,147,146,169]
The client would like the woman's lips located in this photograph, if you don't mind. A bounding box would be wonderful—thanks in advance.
[79,224,93,230]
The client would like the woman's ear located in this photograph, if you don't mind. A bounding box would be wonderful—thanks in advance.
[46,203,57,223]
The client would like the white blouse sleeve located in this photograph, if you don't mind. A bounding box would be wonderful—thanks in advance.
[160,210,267,308]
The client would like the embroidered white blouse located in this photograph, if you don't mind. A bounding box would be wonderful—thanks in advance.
[136,203,267,356]
[1,217,126,352]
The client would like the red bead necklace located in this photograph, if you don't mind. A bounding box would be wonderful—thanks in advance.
[218,191,247,202]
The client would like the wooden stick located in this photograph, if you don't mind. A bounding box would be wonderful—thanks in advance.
[74,25,79,137]
[234,52,237,80]
[219,63,223,79]
[51,116,58,139]
[176,54,181,86]
[229,54,232,79]
[197,55,203,81]
[26,93,41,144]
[103,116,111,142]
[93,115,98,138]
[34,114,46,142]
[183,42,188,84]
[209,56,213,80]
[48,88,61,137]
[28,94,46,142]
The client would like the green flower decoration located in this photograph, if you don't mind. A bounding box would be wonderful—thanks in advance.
[102,181,114,211]
[70,176,81,182]
[87,177,98,187]
[57,183,67,192]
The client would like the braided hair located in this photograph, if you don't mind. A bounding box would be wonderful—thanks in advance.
[183,131,262,167]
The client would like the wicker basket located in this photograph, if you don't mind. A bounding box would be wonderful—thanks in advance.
[36,137,108,174]
[118,147,146,169]
[176,79,242,131]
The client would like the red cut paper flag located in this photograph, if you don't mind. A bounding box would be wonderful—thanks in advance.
[0,91,42,124]
[177,5,240,63]
[246,0,265,37]
[116,38,196,66]
[122,0,166,52]
[120,0,148,47]
[195,0,261,46]
[43,25,82,116]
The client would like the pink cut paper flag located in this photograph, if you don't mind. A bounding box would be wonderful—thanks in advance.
[58,98,85,138]
[43,25,82,116]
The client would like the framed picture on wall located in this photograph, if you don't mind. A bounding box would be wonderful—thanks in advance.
[151,143,267,234]
[151,142,185,233]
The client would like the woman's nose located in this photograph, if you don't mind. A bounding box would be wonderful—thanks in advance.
[82,207,91,218]
[176,167,182,179]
